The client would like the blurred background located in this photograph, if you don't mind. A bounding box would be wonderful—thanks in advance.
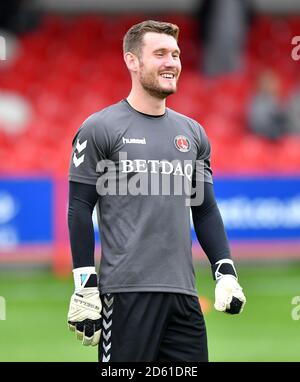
[0,0,300,362]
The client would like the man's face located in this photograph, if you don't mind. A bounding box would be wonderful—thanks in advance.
[137,32,182,99]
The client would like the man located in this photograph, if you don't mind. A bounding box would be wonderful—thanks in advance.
[248,70,287,140]
[286,80,300,136]
[67,20,246,362]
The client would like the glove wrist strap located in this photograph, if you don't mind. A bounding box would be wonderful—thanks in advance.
[212,259,237,281]
[73,266,98,291]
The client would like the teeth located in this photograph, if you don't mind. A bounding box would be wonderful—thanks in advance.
[161,73,174,79]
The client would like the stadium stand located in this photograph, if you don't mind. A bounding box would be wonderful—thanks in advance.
[0,14,300,176]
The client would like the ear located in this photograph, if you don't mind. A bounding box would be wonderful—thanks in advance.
[124,52,139,73]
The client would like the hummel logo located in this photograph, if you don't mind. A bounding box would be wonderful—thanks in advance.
[102,330,111,341]
[76,139,87,153]
[73,139,87,167]
[103,319,112,331]
[102,354,110,362]
[103,308,113,319]
[104,295,114,307]
[103,342,111,353]
[73,154,84,167]
[122,137,146,145]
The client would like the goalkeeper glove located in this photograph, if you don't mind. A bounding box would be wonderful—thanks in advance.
[212,259,246,314]
[67,267,102,346]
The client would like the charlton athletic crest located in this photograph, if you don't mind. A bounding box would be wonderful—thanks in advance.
[174,135,191,153]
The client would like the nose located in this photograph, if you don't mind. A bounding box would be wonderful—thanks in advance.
[164,53,179,68]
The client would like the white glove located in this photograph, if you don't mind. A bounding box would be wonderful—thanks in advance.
[214,275,246,314]
[67,267,102,346]
[213,259,246,314]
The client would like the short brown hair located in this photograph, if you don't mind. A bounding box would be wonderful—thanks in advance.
[123,20,179,57]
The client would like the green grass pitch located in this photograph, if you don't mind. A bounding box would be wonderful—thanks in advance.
[0,262,300,362]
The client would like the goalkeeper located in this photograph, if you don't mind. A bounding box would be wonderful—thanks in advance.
[67,20,246,362]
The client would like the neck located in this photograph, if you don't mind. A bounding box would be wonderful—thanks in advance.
[127,87,166,116]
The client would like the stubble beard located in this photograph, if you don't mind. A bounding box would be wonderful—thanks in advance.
[139,63,178,100]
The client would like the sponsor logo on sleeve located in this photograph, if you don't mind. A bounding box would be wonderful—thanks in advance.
[73,139,87,167]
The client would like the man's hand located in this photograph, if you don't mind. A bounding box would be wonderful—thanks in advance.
[212,259,246,314]
[214,275,246,314]
[67,267,102,346]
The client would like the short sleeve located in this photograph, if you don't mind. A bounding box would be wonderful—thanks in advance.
[193,121,213,184]
[68,113,111,185]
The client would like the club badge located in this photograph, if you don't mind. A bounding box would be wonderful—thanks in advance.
[174,135,191,153]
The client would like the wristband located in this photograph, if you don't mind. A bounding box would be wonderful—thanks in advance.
[212,259,237,281]
[73,266,98,291]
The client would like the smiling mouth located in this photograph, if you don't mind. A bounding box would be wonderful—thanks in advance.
[160,73,176,79]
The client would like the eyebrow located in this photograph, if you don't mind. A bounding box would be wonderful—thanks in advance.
[153,48,181,55]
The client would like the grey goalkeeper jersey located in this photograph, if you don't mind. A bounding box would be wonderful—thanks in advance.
[69,99,213,296]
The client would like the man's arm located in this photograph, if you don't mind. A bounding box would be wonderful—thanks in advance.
[67,181,102,346]
[67,112,112,346]
[68,181,98,268]
[191,182,246,314]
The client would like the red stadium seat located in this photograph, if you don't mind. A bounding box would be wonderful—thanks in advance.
[0,14,300,175]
